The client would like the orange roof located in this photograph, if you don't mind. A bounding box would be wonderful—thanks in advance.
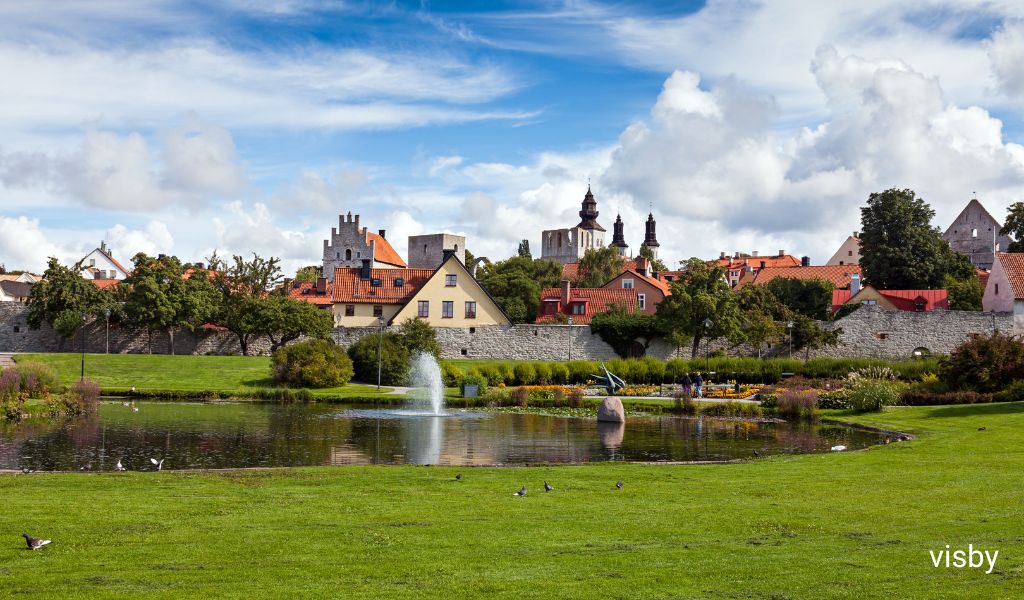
[332,267,433,304]
[715,254,801,270]
[994,253,1024,298]
[562,256,656,282]
[832,288,948,313]
[535,287,637,325]
[614,269,671,295]
[365,231,406,267]
[976,267,990,290]
[561,262,580,280]
[288,280,335,305]
[89,279,120,289]
[748,265,861,288]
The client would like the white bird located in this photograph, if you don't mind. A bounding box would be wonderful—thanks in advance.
[122,402,130,407]
[150,458,164,471]
[115,460,126,472]
[513,485,526,497]
[831,445,847,452]
[22,533,51,550]
[131,406,139,413]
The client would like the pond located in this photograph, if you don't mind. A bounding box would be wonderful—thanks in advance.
[0,401,887,471]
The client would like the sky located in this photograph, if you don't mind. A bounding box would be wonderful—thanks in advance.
[4,0,1024,275]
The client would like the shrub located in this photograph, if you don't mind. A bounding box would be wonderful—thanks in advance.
[941,332,1024,392]
[479,365,505,386]
[441,363,464,388]
[550,363,570,384]
[47,378,100,417]
[348,332,410,386]
[776,389,819,421]
[513,363,537,385]
[273,339,354,388]
[673,390,697,415]
[567,386,584,408]
[567,361,597,384]
[461,373,487,396]
[901,389,995,406]
[534,362,552,385]
[817,388,850,409]
[995,379,1024,403]
[397,318,441,357]
[13,361,57,396]
[847,379,901,413]
[552,387,565,407]
[850,365,898,381]
[512,386,529,407]
[0,369,20,402]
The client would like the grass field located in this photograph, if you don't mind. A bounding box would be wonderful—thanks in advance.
[15,353,395,398]
[2,402,1022,598]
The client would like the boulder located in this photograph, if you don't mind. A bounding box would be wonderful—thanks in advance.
[597,396,625,423]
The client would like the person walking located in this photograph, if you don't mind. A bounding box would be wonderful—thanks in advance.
[681,373,692,398]
[694,372,704,398]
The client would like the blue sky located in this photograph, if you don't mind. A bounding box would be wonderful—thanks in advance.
[4,0,1024,274]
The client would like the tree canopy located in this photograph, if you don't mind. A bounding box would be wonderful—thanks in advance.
[655,258,741,358]
[575,247,624,287]
[27,258,109,344]
[476,256,562,323]
[589,303,664,358]
[208,253,284,355]
[764,277,835,321]
[638,245,668,273]
[1000,202,1024,253]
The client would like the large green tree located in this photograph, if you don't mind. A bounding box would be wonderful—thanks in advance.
[576,247,624,287]
[764,277,835,321]
[733,284,787,357]
[476,256,562,323]
[859,188,972,288]
[1000,202,1024,252]
[209,253,283,355]
[122,254,218,354]
[655,258,741,358]
[27,258,108,347]
[590,303,665,357]
[260,294,333,353]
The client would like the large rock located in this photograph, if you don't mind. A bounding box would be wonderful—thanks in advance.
[597,396,625,423]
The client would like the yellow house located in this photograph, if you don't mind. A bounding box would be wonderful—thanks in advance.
[310,253,510,327]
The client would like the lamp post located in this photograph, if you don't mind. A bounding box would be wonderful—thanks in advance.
[376,316,385,391]
[787,320,794,359]
[80,312,89,382]
[104,309,111,355]
[567,317,574,362]
[703,318,713,374]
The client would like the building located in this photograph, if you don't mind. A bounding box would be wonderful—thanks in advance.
[535,280,637,324]
[716,251,803,287]
[831,283,948,314]
[322,212,406,280]
[0,280,32,302]
[640,213,660,261]
[540,186,606,264]
[826,233,861,266]
[982,253,1024,331]
[80,241,130,281]
[942,199,1010,270]
[408,233,465,270]
[741,264,861,289]
[609,214,629,257]
[601,264,671,314]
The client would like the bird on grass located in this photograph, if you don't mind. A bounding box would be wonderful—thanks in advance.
[131,405,139,413]
[115,460,126,472]
[830,445,847,452]
[150,458,164,471]
[978,427,987,431]
[615,481,624,490]
[79,464,92,472]
[544,481,554,492]
[513,485,526,497]
[455,473,462,480]
[753,449,762,457]
[20,467,35,475]
[22,534,51,550]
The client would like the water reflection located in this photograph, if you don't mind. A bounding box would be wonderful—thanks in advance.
[0,401,888,471]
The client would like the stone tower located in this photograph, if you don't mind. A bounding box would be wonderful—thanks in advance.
[640,212,660,260]
[540,186,608,264]
[322,212,406,280]
[576,185,605,232]
[610,214,629,257]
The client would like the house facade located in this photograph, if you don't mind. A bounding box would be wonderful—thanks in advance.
[943,199,1010,270]
[80,241,130,281]
[826,233,861,266]
[535,280,636,324]
[715,251,802,287]
[982,253,1024,331]
[831,285,948,314]
[602,268,670,314]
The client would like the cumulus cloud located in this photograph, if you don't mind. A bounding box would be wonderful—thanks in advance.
[986,20,1024,100]
[0,216,72,271]
[160,113,244,194]
[104,221,175,262]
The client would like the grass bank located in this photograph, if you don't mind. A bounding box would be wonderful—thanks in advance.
[15,353,396,400]
[2,403,1022,597]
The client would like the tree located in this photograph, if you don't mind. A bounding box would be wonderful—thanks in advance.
[122,253,185,354]
[1000,202,1024,252]
[476,256,562,323]
[260,294,333,353]
[272,339,353,388]
[27,258,107,347]
[944,273,983,311]
[941,332,1024,392]
[789,314,841,359]
[396,318,441,357]
[590,304,664,357]
[655,258,742,358]
[517,240,532,259]
[764,277,835,320]
[576,247,624,287]
[348,332,410,385]
[859,188,964,288]
[294,265,321,283]
[209,253,283,356]
[638,245,668,273]
[734,283,788,357]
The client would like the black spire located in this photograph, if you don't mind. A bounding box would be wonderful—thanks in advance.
[575,185,605,231]
[643,212,659,248]
[610,214,629,255]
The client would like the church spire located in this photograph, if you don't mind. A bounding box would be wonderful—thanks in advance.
[610,213,629,256]
[575,185,605,232]
[641,212,659,260]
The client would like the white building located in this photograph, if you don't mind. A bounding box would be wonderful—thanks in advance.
[982,252,1024,333]
[80,242,131,281]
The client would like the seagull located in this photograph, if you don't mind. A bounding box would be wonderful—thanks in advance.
[22,533,51,550]
[544,481,554,492]
[131,406,139,413]
[615,481,624,489]
[150,458,164,471]
[115,460,126,472]
[830,445,847,452]
[513,485,526,497]
[122,402,130,407]
[455,473,462,480]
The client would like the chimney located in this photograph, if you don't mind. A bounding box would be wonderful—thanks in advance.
[360,259,371,281]
[560,279,571,306]
[283,277,293,291]
[854,231,859,238]
[752,250,759,257]
[316,277,327,294]
[378,229,386,239]
[778,249,785,257]
[158,253,166,260]
[734,251,740,258]
[100,240,107,253]
[850,272,861,295]
[442,249,456,263]
[720,252,726,259]
[801,256,810,266]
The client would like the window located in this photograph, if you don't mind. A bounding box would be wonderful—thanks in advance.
[373,305,383,317]
[371,278,382,287]
[861,300,877,306]
[638,293,646,310]
[454,244,459,252]
[461,348,468,356]
[345,305,355,317]
[571,302,586,315]
[442,301,454,318]
[423,244,428,254]
[996,283,1000,295]
[972,228,978,238]
[465,301,477,319]
[445,274,457,287]
[345,249,352,260]
[839,261,845,265]
[336,252,340,259]
[469,327,476,333]
[418,301,429,318]
[356,252,360,258]
[848,250,853,256]
[622,278,634,289]
[394,278,404,287]
[89,258,96,266]
[914,299,926,312]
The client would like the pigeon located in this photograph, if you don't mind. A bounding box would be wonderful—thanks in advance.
[978,427,987,431]
[615,481,624,489]
[753,449,762,457]
[830,445,847,452]
[513,485,526,497]
[20,467,34,474]
[150,458,164,471]
[22,533,50,550]
[79,464,92,472]
[455,473,462,480]
[544,481,554,492]
[115,460,126,472]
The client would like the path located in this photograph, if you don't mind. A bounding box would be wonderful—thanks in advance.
[0,353,14,369]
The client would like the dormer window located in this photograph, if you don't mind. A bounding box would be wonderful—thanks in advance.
[395,278,404,287]
[622,278,634,289]
[371,278,382,287]
[571,302,586,315]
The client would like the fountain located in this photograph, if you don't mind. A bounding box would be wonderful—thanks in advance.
[409,352,446,416]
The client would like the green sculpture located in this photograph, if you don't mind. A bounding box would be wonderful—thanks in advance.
[591,362,626,395]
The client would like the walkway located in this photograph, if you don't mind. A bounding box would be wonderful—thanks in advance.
[0,353,14,369]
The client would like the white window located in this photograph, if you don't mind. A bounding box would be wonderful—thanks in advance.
[622,279,634,289]
[972,228,978,238]
[638,293,646,310]
[89,258,96,266]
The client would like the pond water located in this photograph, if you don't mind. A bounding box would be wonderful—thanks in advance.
[0,401,887,471]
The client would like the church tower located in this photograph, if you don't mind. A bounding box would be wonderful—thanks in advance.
[640,212,660,260]
[540,185,607,264]
[610,214,629,256]
[576,185,605,232]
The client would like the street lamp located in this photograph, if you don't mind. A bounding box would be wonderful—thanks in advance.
[376,316,385,391]
[787,320,795,359]
[703,318,713,374]
[104,309,111,355]
[80,312,89,382]
[567,317,574,362]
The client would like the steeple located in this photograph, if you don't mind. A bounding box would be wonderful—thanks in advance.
[610,214,629,256]
[575,185,605,231]
[641,212,660,260]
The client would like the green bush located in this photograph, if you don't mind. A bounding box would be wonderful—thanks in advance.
[817,388,850,409]
[513,362,537,385]
[348,333,410,386]
[940,332,1024,392]
[901,389,995,406]
[13,361,57,396]
[567,361,598,384]
[479,365,505,386]
[550,363,570,384]
[273,339,354,388]
[460,373,487,396]
[534,362,552,385]
[441,363,464,388]
[847,380,901,413]
[776,389,819,421]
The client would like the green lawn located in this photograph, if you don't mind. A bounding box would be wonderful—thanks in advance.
[15,353,394,399]
[2,403,1023,598]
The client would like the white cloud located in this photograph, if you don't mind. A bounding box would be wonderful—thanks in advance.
[0,216,71,271]
[160,113,244,194]
[986,20,1024,100]
[104,221,175,263]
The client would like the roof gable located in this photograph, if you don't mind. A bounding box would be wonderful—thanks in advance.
[332,267,433,304]
[365,231,407,267]
[995,253,1024,299]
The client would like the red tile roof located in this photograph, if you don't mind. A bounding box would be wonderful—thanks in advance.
[615,269,671,295]
[89,279,120,289]
[832,288,948,313]
[976,268,990,290]
[747,265,861,288]
[715,254,801,270]
[562,256,657,282]
[366,231,406,267]
[332,267,433,304]
[995,253,1024,298]
[535,287,637,324]
[288,280,335,305]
